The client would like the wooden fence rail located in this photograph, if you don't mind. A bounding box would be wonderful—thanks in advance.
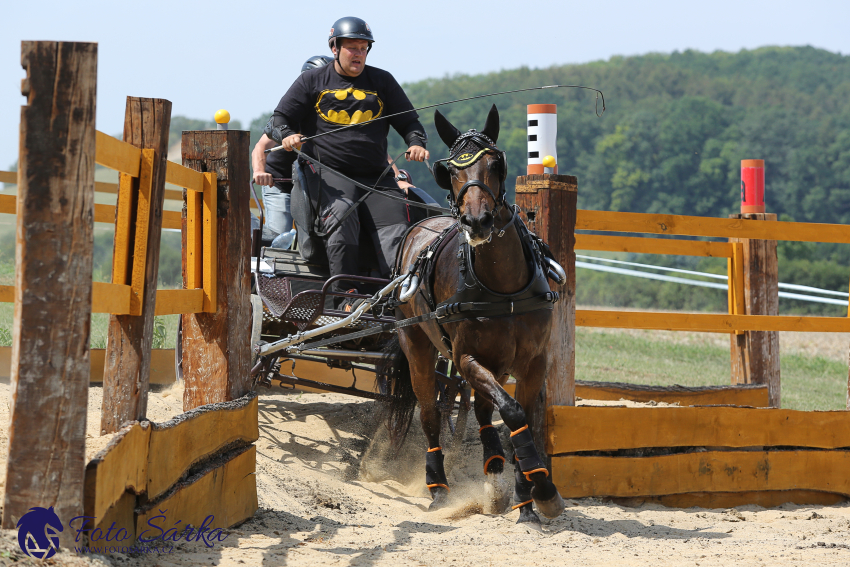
[0,136,217,316]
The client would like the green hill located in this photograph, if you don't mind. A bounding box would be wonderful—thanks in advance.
[394,46,850,224]
[386,47,850,314]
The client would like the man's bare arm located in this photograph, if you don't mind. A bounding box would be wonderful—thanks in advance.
[252,134,278,186]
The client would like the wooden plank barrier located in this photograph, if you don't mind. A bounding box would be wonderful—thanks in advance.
[147,394,259,499]
[0,346,175,384]
[575,381,769,407]
[577,209,850,244]
[576,234,733,258]
[503,380,769,407]
[83,393,258,541]
[547,406,850,453]
[576,309,850,333]
[135,446,257,536]
[95,130,141,176]
[84,422,151,524]
[552,451,850,501]
[547,405,850,507]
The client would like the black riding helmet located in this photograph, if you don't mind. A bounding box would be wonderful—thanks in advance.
[301,55,333,73]
[328,16,374,52]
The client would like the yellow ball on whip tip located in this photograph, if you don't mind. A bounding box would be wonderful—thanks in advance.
[214,109,230,130]
[542,155,556,168]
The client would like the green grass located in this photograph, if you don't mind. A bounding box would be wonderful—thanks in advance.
[576,329,848,411]
[1,304,179,350]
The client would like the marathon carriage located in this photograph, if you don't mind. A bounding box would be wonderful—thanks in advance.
[247,100,592,522]
[249,164,473,449]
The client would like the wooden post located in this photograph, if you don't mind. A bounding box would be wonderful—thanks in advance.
[2,41,97,541]
[100,97,172,434]
[729,212,781,407]
[181,131,252,410]
[515,174,577,460]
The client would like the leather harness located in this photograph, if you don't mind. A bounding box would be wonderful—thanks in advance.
[394,131,559,357]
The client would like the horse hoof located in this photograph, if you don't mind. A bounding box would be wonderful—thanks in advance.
[428,486,450,511]
[516,506,542,529]
[531,487,565,519]
[484,475,511,514]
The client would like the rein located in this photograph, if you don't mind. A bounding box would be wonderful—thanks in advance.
[265,83,605,154]
[290,146,451,214]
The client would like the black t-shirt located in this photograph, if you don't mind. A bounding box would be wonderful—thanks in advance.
[273,64,424,176]
[264,145,296,193]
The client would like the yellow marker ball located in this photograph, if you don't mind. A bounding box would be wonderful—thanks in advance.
[214,109,231,124]
[542,155,556,168]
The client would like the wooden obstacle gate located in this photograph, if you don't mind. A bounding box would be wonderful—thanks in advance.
[516,173,850,507]
[1,40,257,546]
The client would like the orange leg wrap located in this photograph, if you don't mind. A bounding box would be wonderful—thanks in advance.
[523,468,550,482]
[482,454,506,475]
[509,424,528,437]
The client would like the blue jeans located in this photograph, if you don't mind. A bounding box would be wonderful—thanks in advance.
[261,186,292,237]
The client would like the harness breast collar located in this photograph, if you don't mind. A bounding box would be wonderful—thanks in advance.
[417,219,558,357]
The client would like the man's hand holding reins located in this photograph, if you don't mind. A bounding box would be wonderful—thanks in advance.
[282,134,304,152]
[406,146,429,162]
[253,171,274,186]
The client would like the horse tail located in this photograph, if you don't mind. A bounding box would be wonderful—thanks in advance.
[375,334,416,450]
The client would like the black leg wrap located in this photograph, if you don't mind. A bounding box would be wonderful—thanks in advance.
[479,426,506,475]
[513,464,533,504]
[425,450,449,490]
[512,461,540,525]
[510,427,547,476]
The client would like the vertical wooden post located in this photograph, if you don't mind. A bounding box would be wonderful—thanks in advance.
[2,41,97,541]
[515,174,577,460]
[729,212,780,407]
[101,97,172,433]
[181,131,252,410]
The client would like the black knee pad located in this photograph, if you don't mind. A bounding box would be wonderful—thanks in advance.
[425,448,449,490]
[479,425,506,475]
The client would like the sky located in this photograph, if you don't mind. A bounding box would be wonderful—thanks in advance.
[1,0,849,169]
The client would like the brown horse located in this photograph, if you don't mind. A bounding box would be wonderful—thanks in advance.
[381,105,565,526]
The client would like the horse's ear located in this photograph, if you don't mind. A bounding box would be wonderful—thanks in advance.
[434,110,461,148]
[481,104,500,143]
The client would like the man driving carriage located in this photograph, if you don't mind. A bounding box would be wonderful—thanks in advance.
[263,16,429,307]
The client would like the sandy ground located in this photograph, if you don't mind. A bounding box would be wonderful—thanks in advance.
[0,374,849,567]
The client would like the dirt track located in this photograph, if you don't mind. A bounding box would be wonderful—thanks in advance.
[3,382,850,566]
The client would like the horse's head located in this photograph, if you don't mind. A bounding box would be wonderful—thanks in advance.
[432,105,508,247]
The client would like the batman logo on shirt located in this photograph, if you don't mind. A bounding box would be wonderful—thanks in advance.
[315,88,384,125]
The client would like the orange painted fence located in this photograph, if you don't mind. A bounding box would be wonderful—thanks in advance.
[574,210,850,333]
[0,131,216,316]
